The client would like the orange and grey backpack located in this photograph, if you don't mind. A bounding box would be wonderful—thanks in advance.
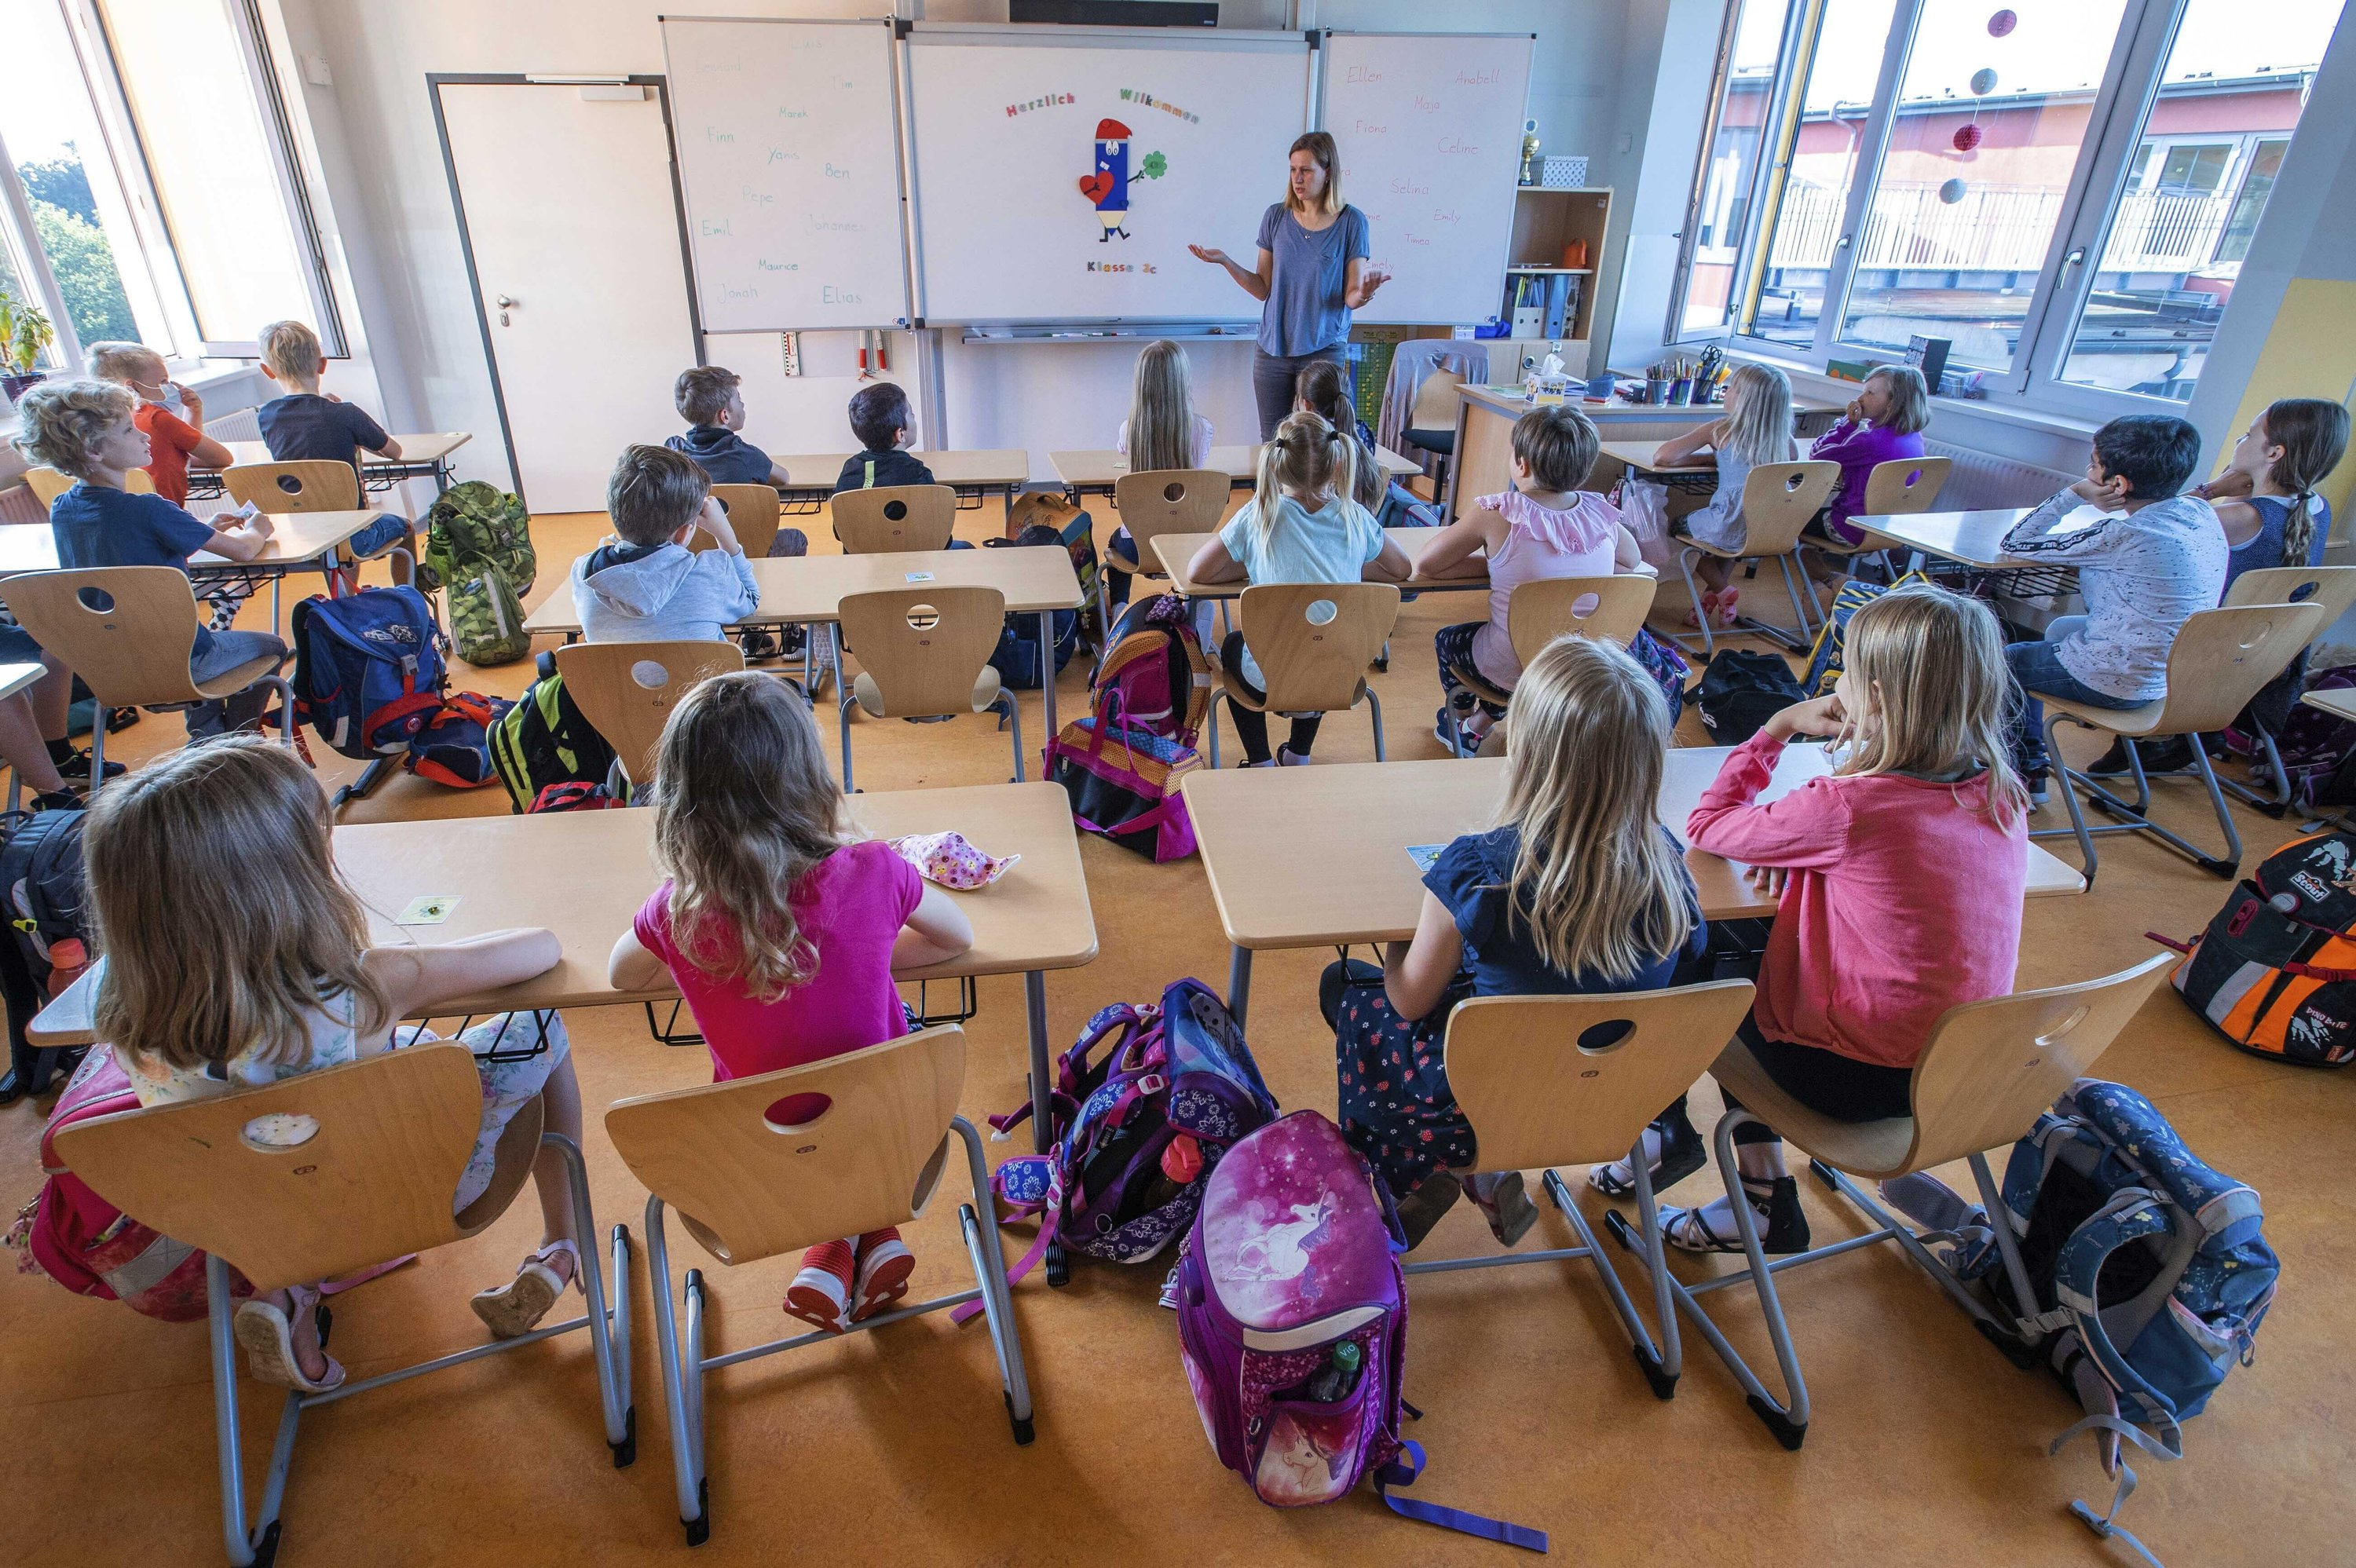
[2160,830,2356,1065]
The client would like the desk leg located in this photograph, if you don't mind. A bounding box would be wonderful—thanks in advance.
[1227,945,1252,1029]
[1023,970,1052,1153]
[1038,610,1059,748]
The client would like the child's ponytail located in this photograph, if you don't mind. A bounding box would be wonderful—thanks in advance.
[1249,429,1288,557]
[1251,409,1352,555]
[2259,398,2350,567]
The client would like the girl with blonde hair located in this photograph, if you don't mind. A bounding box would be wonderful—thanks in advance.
[1183,409,1411,766]
[89,739,588,1391]
[1106,339,1216,610]
[1653,362,1798,627]
[1326,635,1707,1246]
[1594,584,2028,1255]
[608,671,973,1333]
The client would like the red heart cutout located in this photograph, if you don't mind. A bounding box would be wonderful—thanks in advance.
[1077,172,1112,204]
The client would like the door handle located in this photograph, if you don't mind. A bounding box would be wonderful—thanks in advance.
[496,294,515,326]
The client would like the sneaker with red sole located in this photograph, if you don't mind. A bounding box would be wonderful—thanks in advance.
[851,1228,915,1322]
[783,1238,856,1333]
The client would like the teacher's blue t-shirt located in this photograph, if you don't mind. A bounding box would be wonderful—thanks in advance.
[1256,202,1370,357]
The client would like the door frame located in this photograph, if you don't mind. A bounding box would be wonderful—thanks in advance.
[426,73,704,505]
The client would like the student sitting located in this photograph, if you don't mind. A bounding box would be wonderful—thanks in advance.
[86,340,232,506]
[1183,410,1411,766]
[608,672,974,1332]
[1655,363,1798,629]
[1997,414,2227,803]
[1418,403,1655,755]
[89,739,592,1390]
[833,382,935,494]
[666,364,792,488]
[1295,359,1432,528]
[570,444,758,645]
[255,319,418,587]
[16,380,284,740]
[1107,338,1213,611]
[1802,363,1929,587]
[1593,586,2027,1255]
[1326,635,1707,1247]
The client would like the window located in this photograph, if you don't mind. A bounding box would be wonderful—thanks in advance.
[1675,0,1789,337]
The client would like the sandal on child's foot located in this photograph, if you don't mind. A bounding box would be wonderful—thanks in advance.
[235,1286,346,1392]
[1389,1168,1462,1252]
[1683,589,1721,630]
[1714,587,1741,629]
[1465,1171,1538,1247]
[851,1227,916,1322]
[1659,1176,1810,1255]
[470,1239,580,1340]
[783,1238,857,1333]
[1590,1111,1707,1200]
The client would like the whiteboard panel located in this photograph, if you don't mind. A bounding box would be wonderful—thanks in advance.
[1320,31,1535,327]
[906,28,1312,324]
[662,16,911,331]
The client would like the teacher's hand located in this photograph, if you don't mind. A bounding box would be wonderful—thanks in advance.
[1188,244,1229,265]
[1360,265,1392,297]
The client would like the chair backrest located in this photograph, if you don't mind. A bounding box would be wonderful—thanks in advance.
[1113,469,1231,561]
[2223,562,2356,626]
[2151,601,2329,734]
[553,638,746,788]
[1408,368,1465,433]
[0,566,204,706]
[1736,459,1842,555]
[1506,575,1657,662]
[1860,455,1952,517]
[24,466,153,506]
[51,1045,544,1292]
[1901,953,2178,1173]
[697,483,783,559]
[832,484,957,554]
[605,1025,967,1265]
[1237,582,1401,713]
[223,460,360,514]
[1446,981,1757,1171]
[839,585,1006,716]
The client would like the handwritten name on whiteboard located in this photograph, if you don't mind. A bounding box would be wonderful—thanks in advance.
[1345,64,1382,83]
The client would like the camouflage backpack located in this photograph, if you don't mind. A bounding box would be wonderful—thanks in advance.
[424,481,537,667]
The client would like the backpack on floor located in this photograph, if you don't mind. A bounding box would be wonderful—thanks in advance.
[1629,627,1692,726]
[288,587,448,762]
[1800,571,1930,696]
[1689,649,1805,746]
[1044,594,1213,862]
[1174,1109,1546,1549]
[424,481,536,667]
[528,780,625,813]
[1008,489,1103,645]
[402,691,513,789]
[0,808,92,1102]
[2223,663,2356,808]
[2159,829,2356,1065]
[984,524,1081,689]
[488,660,617,814]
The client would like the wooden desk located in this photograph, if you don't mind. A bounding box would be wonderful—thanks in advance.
[2302,687,2356,723]
[30,784,1098,1149]
[773,450,1030,514]
[1597,439,1717,477]
[207,433,472,494]
[0,510,381,634]
[1148,526,1486,599]
[0,660,44,700]
[1849,507,2049,569]
[1181,747,2085,1024]
[1048,443,1420,500]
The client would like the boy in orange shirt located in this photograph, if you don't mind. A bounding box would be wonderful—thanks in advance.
[86,342,232,506]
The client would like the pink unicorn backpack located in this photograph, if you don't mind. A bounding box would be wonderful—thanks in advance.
[1173,1111,1546,1550]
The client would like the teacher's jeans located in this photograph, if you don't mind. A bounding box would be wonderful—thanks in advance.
[1252,344,1346,440]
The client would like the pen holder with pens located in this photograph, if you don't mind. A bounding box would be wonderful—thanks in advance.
[1643,378,1669,405]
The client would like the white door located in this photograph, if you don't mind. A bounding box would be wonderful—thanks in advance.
[438,82,697,514]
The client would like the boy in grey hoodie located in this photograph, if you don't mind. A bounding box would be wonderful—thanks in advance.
[570,444,760,644]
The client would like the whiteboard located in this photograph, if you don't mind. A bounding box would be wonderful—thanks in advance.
[661,16,911,331]
[1319,31,1535,327]
[905,27,1312,324]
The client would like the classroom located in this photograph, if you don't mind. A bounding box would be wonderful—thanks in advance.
[2,0,2353,1563]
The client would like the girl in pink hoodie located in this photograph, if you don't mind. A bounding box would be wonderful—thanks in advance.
[1590,584,2028,1252]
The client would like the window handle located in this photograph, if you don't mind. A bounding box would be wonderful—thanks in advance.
[2064,248,2087,267]
[1836,233,1853,250]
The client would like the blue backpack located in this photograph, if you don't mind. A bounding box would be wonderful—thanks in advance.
[985,524,1081,689]
[289,587,449,760]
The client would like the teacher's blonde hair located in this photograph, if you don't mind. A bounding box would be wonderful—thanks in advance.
[1286,131,1342,216]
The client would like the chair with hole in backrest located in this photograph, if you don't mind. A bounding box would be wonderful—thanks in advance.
[224,460,414,614]
[1406,981,1757,1400]
[25,465,154,507]
[832,484,957,555]
[52,1044,635,1566]
[553,639,745,792]
[695,484,784,561]
[1107,467,1228,628]
[604,1024,1034,1546]
[1807,455,1952,579]
[2215,565,2356,810]
[1610,953,2175,1452]
[2036,601,2325,886]
[0,566,295,787]
[1439,575,1659,755]
[1206,582,1400,768]
[835,585,1022,792]
[1675,459,1840,659]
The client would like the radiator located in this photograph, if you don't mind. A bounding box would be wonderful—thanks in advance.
[1923,440,2076,511]
[206,404,264,443]
[0,488,42,526]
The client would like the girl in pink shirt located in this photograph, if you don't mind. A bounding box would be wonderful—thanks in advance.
[1593,585,2028,1253]
[609,671,973,1332]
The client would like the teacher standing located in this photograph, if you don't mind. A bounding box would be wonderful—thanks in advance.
[1190,131,1391,440]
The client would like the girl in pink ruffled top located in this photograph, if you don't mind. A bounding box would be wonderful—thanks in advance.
[1419,404,1655,753]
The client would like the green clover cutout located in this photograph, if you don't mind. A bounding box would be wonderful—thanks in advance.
[1140,151,1168,181]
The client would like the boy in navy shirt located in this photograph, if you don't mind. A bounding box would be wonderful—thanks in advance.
[256,318,419,589]
[665,365,795,491]
[833,382,935,493]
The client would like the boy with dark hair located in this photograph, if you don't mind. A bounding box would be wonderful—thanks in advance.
[833,382,935,492]
[570,444,759,645]
[1999,413,2226,801]
[665,364,794,490]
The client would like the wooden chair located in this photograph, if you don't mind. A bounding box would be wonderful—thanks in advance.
[1402,367,1465,492]
[2215,565,2356,809]
[1439,575,1659,755]
[553,639,744,791]
[1675,459,1840,657]
[224,460,414,616]
[1807,455,1952,579]
[53,1045,634,1565]
[695,483,784,560]
[0,566,294,785]
[2037,601,2326,885]
[1206,583,1400,768]
[835,585,1022,792]
[1106,467,1228,628]
[24,464,153,506]
[1611,953,2175,1451]
[832,484,957,554]
[605,1025,1033,1546]
[1407,981,1758,1399]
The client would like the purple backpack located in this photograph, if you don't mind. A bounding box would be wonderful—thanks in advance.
[1174,1111,1547,1549]
[1044,594,1213,862]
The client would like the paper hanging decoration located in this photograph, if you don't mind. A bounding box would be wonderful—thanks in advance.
[1970,68,2000,96]
[1988,9,2018,37]
[1938,178,1968,205]
[1953,123,1984,152]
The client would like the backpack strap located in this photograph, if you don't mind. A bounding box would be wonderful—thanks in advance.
[950,1160,1063,1327]
[1374,1441,1549,1552]
[2053,1192,2190,1448]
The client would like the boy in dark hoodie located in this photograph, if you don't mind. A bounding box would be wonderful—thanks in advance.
[833,382,935,493]
[571,444,760,644]
[666,365,793,488]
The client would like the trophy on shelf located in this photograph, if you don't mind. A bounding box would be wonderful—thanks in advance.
[1519,119,1541,185]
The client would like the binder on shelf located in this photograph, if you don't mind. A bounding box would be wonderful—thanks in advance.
[1542,273,1571,338]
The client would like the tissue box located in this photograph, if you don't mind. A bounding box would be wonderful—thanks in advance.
[1539,155,1589,188]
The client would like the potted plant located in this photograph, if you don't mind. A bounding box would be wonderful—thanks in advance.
[0,283,55,402]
